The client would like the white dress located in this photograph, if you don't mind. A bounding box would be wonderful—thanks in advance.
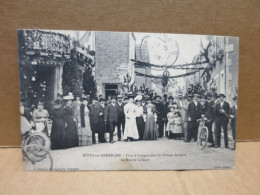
[123,103,139,140]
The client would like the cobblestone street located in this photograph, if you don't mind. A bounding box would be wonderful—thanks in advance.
[24,137,235,171]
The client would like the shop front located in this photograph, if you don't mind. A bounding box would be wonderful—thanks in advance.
[18,30,70,107]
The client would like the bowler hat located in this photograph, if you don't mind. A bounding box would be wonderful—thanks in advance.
[168,96,174,100]
[156,95,162,99]
[111,95,117,100]
[219,93,226,98]
[233,96,238,100]
[99,98,105,102]
[213,93,218,98]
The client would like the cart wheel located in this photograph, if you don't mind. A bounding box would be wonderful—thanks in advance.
[22,144,53,171]
[198,127,208,150]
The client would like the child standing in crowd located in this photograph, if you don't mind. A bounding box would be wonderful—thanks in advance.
[143,98,158,140]
[166,105,175,138]
[171,112,183,140]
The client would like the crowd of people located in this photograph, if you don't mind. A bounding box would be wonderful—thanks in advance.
[20,90,237,151]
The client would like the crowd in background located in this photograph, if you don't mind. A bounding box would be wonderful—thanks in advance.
[20,90,237,151]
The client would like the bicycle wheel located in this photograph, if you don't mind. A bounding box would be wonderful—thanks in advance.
[198,127,208,150]
[22,144,53,171]
[24,132,50,157]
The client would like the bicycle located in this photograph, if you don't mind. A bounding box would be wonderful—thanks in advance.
[22,144,53,171]
[197,116,209,150]
[21,116,53,170]
[22,119,51,155]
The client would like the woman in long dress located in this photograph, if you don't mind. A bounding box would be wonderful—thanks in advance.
[72,96,82,135]
[143,98,158,140]
[80,97,92,146]
[63,94,79,149]
[123,96,139,141]
[135,99,145,140]
[50,99,66,150]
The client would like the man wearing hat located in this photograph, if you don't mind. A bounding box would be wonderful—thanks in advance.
[117,95,125,140]
[155,95,165,138]
[203,93,215,146]
[229,95,238,150]
[105,95,119,143]
[187,94,202,142]
[98,98,107,143]
[214,93,230,148]
[89,97,103,144]
[182,94,192,142]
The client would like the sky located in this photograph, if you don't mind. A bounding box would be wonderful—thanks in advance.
[134,32,209,94]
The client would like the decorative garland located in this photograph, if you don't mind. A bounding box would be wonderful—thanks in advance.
[135,69,200,79]
[131,59,207,69]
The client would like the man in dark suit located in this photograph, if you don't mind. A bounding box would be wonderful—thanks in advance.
[214,93,230,148]
[182,94,192,142]
[187,94,202,142]
[117,95,125,140]
[229,96,237,150]
[89,97,103,144]
[105,96,119,143]
[154,95,165,138]
[205,93,216,147]
[97,98,107,143]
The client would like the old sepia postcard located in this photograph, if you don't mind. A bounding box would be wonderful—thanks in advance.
[18,29,239,171]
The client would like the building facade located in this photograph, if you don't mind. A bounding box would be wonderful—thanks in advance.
[185,36,239,105]
[95,31,136,99]
[18,30,95,108]
[134,41,152,89]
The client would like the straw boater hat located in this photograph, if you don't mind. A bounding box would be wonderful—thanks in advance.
[63,92,74,100]
[128,92,135,99]
[117,95,124,99]
[82,95,89,101]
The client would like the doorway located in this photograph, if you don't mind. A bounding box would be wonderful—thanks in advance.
[35,65,55,102]
[104,84,118,100]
